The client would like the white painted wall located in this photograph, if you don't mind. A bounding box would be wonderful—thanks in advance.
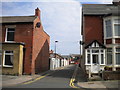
[50,58,70,70]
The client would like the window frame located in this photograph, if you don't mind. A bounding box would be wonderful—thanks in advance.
[115,47,120,65]
[5,28,15,42]
[85,49,105,65]
[104,16,120,39]
[3,51,14,67]
[113,19,120,37]
[105,20,112,38]
[87,54,91,64]
[106,48,112,65]
[0,50,2,67]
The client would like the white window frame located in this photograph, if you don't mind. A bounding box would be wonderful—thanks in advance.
[85,49,91,65]
[113,17,120,38]
[3,51,14,67]
[5,28,15,42]
[100,50,105,65]
[0,51,2,67]
[85,48,105,65]
[104,16,120,39]
[104,16,113,39]
[106,48,112,65]
[115,47,120,65]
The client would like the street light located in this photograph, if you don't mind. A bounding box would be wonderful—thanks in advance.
[55,41,58,59]
[79,41,84,67]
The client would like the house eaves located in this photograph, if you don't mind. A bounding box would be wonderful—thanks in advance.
[0,15,37,24]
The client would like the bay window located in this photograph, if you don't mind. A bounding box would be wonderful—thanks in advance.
[86,49,105,65]
[104,17,120,38]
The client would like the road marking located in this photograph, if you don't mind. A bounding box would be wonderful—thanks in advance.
[23,74,50,85]
[69,65,79,88]
[23,66,68,85]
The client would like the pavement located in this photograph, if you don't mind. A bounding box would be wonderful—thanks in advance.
[1,65,120,89]
[2,65,77,88]
[76,66,120,89]
[1,70,54,87]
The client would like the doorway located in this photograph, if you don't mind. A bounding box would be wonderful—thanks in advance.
[91,54,100,73]
[93,54,99,64]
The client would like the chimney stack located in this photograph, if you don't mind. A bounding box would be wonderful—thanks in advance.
[35,7,40,19]
[113,0,120,5]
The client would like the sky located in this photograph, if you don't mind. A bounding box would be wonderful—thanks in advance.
[0,0,113,55]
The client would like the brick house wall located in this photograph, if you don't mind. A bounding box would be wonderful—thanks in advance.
[81,15,104,73]
[83,16,104,45]
[1,8,50,75]
[2,23,33,74]
[32,17,50,74]
[82,3,120,75]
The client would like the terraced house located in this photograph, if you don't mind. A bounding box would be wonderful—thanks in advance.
[0,8,50,75]
[81,1,120,74]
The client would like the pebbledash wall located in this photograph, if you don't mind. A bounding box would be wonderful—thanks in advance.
[1,8,50,75]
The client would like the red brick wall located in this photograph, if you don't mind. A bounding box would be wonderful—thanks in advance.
[83,16,104,45]
[2,23,33,74]
[32,17,50,74]
[15,23,33,74]
[2,21,50,74]
[115,38,120,44]
[106,39,112,44]
[2,25,6,42]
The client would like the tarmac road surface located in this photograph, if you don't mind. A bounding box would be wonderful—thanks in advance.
[4,64,78,89]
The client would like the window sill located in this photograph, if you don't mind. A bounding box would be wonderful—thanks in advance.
[105,36,120,39]
[5,41,15,42]
[85,64,105,65]
[3,65,13,68]
[115,65,120,66]
[104,37,112,39]
[100,64,106,65]
[85,64,91,65]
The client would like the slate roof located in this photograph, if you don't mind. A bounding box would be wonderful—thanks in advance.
[0,15,37,23]
[82,4,120,16]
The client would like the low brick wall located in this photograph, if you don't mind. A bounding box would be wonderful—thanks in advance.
[102,71,120,80]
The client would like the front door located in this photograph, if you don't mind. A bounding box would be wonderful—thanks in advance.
[91,54,100,73]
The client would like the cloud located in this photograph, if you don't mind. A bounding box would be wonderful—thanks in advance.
[1,0,113,3]
[77,0,112,4]
[1,1,81,55]
[1,0,113,55]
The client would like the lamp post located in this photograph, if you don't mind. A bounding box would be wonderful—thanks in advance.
[79,41,84,67]
[55,41,58,59]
